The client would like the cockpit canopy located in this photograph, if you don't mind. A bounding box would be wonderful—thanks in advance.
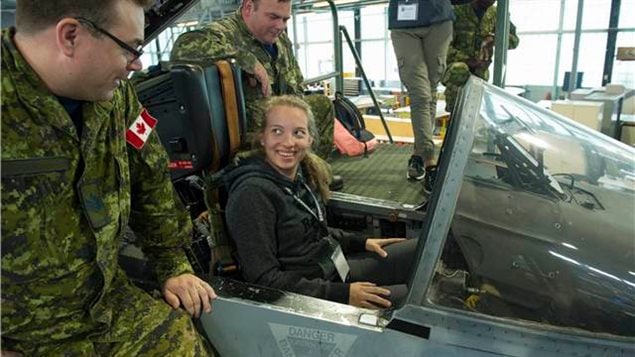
[426,78,635,337]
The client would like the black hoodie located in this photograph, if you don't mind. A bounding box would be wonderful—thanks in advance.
[223,155,367,304]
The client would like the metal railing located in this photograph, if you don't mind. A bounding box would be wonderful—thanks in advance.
[340,26,393,143]
[301,0,393,143]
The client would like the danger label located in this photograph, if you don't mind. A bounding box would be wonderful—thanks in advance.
[269,323,357,357]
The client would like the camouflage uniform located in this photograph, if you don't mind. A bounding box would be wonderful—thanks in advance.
[1,28,209,356]
[170,10,334,158]
[442,3,519,113]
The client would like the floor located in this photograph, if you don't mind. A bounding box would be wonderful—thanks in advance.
[328,142,427,205]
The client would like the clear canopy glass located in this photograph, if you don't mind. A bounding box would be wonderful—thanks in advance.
[427,82,635,338]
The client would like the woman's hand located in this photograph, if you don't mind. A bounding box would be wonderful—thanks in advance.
[365,238,406,258]
[349,282,392,309]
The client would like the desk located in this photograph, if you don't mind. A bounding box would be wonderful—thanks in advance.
[617,114,635,145]
[583,91,625,138]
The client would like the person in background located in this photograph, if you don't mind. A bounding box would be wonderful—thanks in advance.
[170,0,335,160]
[223,96,417,309]
[442,0,519,114]
[1,0,215,355]
[388,0,455,193]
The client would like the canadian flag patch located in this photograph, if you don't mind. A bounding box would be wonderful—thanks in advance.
[126,108,158,150]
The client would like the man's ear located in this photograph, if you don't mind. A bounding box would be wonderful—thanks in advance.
[243,0,255,14]
[55,18,81,57]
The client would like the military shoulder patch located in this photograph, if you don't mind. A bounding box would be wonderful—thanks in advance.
[126,108,158,150]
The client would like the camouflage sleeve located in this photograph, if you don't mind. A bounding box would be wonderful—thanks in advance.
[447,38,472,63]
[122,81,194,284]
[508,20,519,50]
[170,28,260,75]
[447,5,473,63]
[282,35,305,96]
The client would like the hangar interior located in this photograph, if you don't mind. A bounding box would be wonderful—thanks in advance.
[1,0,634,351]
[135,0,635,145]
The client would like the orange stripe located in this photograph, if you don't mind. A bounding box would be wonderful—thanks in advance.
[217,60,241,158]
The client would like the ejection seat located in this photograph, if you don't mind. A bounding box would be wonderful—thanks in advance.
[121,59,247,286]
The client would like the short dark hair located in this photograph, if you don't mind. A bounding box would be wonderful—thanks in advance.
[16,0,154,34]
[250,0,291,11]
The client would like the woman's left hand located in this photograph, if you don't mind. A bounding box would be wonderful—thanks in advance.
[365,238,406,258]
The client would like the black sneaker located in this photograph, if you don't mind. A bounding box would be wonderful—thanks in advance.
[329,175,344,191]
[407,155,425,181]
[423,165,437,194]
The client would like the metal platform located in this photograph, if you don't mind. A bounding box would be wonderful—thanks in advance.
[328,142,427,206]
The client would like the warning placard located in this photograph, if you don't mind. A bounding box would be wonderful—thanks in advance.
[269,323,358,357]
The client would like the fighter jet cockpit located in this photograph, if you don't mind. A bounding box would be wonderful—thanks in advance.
[2,0,632,355]
[427,79,635,338]
[126,1,634,353]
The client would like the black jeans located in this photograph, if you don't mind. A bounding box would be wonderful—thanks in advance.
[347,238,417,307]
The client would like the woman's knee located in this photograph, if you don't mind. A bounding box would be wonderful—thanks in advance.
[387,239,417,260]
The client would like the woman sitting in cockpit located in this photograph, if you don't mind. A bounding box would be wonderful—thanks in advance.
[223,95,416,309]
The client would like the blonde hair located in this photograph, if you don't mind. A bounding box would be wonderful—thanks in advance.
[254,95,332,200]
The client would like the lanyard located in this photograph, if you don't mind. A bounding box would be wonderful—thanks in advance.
[284,182,324,224]
[286,182,346,282]
[285,183,335,248]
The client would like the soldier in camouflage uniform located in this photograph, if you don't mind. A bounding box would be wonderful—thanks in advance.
[442,0,519,113]
[170,0,335,159]
[1,0,215,355]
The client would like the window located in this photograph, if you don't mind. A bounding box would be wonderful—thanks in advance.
[303,11,334,43]
[140,25,188,70]
[507,0,631,92]
[563,0,611,30]
[613,31,635,88]
[303,43,335,79]
[619,0,635,27]
[289,9,356,81]
[577,33,609,88]
[361,41,388,82]
[360,4,387,40]
[510,0,562,32]
[507,34,558,86]
[143,1,631,97]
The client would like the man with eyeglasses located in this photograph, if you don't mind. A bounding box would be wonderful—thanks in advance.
[2,0,215,355]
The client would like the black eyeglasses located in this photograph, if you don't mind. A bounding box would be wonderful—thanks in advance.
[75,17,143,63]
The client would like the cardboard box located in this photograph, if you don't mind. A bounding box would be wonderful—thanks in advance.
[551,100,604,131]
[605,83,625,94]
[363,114,414,143]
[617,47,635,61]
[620,114,635,145]
[621,127,635,146]
[623,95,635,115]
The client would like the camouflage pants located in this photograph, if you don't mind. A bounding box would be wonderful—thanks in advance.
[442,62,489,113]
[18,307,211,357]
[304,94,335,159]
[8,276,211,356]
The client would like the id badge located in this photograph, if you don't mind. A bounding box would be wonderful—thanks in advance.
[330,245,350,282]
[397,3,418,21]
